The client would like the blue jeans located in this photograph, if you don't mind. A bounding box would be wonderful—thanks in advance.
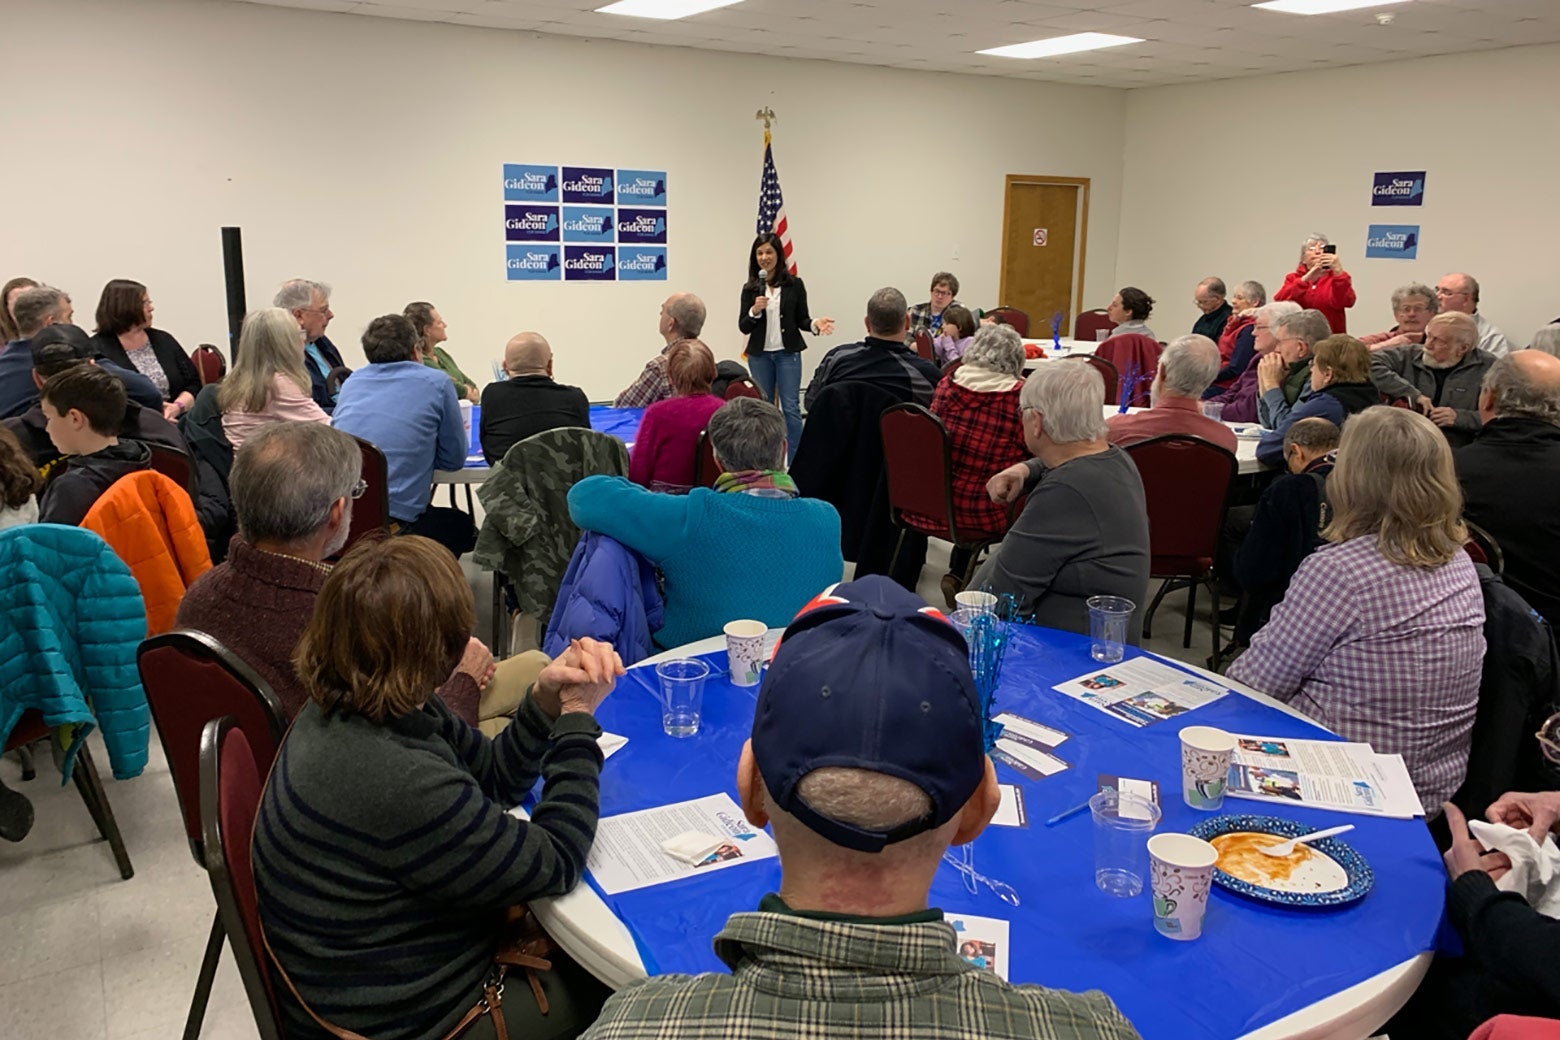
[746,351,803,461]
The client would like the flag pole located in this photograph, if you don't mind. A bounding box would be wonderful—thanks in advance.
[755,106,775,147]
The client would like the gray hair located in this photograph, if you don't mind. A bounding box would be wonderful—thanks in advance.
[13,285,66,338]
[1462,273,1482,307]
[1390,283,1438,315]
[664,292,706,338]
[1283,416,1340,454]
[1197,277,1226,298]
[794,767,934,834]
[1255,300,1301,326]
[1272,308,1332,348]
[1158,334,1221,397]
[962,324,1025,377]
[231,421,362,544]
[1530,326,1560,358]
[1428,311,1478,351]
[1020,361,1107,444]
[1483,353,1560,423]
[273,279,331,311]
[1303,232,1331,249]
[866,287,908,338]
[706,397,786,472]
[1234,280,1267,307]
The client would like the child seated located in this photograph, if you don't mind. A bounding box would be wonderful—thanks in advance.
[933,304,978,365]
[37,365,150,525]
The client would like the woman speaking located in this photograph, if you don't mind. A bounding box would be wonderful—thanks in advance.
[739,232,833,459]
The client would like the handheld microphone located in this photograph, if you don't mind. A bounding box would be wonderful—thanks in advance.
[758,269,768,283]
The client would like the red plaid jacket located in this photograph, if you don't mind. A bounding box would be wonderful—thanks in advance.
[904,377,1028,538]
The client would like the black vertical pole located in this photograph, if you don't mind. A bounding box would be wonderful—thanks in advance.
[221,227,246,361]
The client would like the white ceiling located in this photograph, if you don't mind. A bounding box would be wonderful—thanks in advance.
[226,0,1560,88]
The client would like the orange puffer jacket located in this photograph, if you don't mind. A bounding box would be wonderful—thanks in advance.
[82,471,212,635]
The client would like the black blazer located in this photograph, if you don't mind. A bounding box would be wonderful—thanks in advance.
[739,277,815,354]
[89,327,200,403]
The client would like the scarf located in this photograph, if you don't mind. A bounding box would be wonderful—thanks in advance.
[713,469,798,499]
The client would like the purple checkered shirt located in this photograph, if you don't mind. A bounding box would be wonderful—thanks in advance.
[1227,535,1485,812]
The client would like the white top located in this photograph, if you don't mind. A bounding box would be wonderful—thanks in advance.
[1473,311,1514,358]
[763,286,783,352]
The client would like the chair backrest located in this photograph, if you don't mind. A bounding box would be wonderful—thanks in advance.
[879,403,956,537]
[1094,334,1161,408]
[138,630,287,866]
[1466,521,1504,575]
[191,345,227,386]
[146,442,198,502]
[339,436,390,557]
[693,428,721,488]
[1065,354,1121,406]
[325,365,353,397]
[987,307,1030,337]
[1073,309,1114,342]
[1124,434,1238,562]
[199,717,284,1040]
[912,330,934,362]
[724,378,763,401]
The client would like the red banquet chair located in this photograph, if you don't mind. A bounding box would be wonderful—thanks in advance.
[1464,520,1504,574]
[199,717,285,1040]
[912,330,935,362]
[3,710,132,880]
[692,428,722,489]
[332,436,391,559]
[1064,354,1121,407]
[1125,434,1239,670]
[190,344,226,386]
[985,307,1030,337]
[724,378,763,401]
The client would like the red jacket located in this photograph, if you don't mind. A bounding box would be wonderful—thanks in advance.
[904,376,1027,538]
[1274,265,1356,333]
[1217,313,1255,365]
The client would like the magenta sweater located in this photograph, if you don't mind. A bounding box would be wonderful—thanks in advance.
[628,393,724,491]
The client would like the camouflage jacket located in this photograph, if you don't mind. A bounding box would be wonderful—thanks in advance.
[474,427,629,624]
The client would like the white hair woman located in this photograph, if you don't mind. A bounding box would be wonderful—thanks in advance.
[1359,283,1438,350]
[1229,406,1484,814]
[1274,232,1357,334]
[217,306,330,451]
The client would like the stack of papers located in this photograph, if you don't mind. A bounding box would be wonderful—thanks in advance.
[1225,735,1423,818]
[1053,658,1228,727]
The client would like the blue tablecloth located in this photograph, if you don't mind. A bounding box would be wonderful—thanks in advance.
[585,625,1445,1040]
[461,404,646,468]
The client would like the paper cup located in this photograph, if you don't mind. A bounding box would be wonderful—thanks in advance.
[459,399,474,437]
[723,620,767,687]
[1148,833,1219,940]
[1180,725,1237,810]
[954,590,998,614]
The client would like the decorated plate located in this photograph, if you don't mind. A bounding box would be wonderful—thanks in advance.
[1188,814,1373,908]
[1229,425,1264,440]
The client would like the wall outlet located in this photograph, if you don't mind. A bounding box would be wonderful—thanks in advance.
[951,243,960,261]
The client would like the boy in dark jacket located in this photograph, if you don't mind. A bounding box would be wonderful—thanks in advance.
[1232,416,1338,645]
[37,365,150,525]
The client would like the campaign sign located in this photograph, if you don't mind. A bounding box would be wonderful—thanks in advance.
[616,169,667,207]
[504,205,558,243]
[617,247,668,282]
[506,244,562,281]
[617,208,667,245]
[561,166,614,205]
[1365,224,1420,260]
[503,164,558,203]
[1371,171,1425,207]
[562,206,615,244]
[564,246,616,282]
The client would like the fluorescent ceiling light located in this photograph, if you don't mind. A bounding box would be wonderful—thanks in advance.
[595,0,745,18]
[977,32,1143,59]
[1251,0,1410,14]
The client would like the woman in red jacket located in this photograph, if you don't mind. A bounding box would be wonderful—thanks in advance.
[1275,233,1356,334]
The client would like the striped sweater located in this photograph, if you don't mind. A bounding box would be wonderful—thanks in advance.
[253,693,604,1040]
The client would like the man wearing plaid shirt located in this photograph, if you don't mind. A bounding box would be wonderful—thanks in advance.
[612,292,707,408]
[581,576,1141,1040]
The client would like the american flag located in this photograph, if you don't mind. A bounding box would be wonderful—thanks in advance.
[756,129,798,275]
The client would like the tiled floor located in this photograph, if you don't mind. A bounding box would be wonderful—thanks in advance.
[0,544,1221,1039]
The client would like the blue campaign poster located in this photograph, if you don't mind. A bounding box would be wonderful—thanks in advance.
[503,164,668,281]
[1365,225,1420,260]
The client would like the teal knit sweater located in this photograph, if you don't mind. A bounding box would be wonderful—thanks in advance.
[568,476,844,648]
[253,694,603,1040]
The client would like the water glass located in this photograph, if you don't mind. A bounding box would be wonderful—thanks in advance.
[1201,402,1224,422]
[1089,789,1161,897]
[954,590,998,614]
[1096,329,1112,342]
[1087,596,1135,663]
[655,659,709,737]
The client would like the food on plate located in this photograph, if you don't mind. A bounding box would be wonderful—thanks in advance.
[1210,831,1313,885]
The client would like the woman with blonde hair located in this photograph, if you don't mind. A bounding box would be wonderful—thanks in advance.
[1229,406,1485,814]
[218,306,329,450]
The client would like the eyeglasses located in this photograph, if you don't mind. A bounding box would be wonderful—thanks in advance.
[1435,287,1469,298]
[350,479,367,500]
[930,287,954,298]
[1537,712,1560,764]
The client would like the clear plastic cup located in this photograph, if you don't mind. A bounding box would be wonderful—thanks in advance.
[1089,789,1161,897]
[1087,596,1135,663]
[655,659,709,737]
[954,590,998,614]
[1201,402,1224,422]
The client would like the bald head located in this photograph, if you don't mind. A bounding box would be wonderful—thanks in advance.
[1480,349,1560,425]
[503,332,552,377]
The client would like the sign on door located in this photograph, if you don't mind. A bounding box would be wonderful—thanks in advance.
[1033,228,1048,247]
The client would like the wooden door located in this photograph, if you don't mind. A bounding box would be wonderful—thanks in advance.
[999,176,1089,336]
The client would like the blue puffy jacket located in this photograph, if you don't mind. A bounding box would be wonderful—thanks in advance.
[543,532,663,666]
[0,525,150,780]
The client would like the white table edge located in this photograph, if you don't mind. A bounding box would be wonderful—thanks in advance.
[530,632,1430,1039]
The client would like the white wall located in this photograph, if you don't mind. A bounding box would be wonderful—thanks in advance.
[2,0,1127,399]
[1116,44,1560,348]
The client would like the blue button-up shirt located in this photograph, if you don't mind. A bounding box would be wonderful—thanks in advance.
[330,361,466,522]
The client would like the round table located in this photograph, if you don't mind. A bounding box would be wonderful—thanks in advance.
[530,626,1441,1040]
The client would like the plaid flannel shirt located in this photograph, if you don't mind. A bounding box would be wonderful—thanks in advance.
[1227,535,1485,811]
[581,910,1141,1040]
[613,350,672,409]
[908,299,962,339]
[904,378,1027,538]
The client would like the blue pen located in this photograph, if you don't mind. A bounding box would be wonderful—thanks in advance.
[1045,799,1092,827]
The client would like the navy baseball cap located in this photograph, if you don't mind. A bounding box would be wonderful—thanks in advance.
[751,575,985,853]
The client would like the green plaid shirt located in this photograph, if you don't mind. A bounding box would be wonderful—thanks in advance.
[580,909,1142,1040]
